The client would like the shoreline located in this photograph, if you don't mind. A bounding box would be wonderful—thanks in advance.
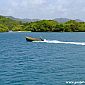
[15,31,31,32]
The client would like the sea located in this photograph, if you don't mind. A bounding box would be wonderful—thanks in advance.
[0,32,85,85]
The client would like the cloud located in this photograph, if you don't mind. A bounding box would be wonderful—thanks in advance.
[0,0,85,20]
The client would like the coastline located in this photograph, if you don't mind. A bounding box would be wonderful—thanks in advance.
[15,31,31,32]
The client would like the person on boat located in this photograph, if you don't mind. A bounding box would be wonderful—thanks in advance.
[40,37,44,41]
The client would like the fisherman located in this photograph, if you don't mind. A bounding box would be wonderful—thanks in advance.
[40,37,44,41]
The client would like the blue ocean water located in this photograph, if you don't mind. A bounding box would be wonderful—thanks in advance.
[0,32,85,85]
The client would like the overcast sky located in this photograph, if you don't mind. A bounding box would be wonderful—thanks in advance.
[0,0,85,20]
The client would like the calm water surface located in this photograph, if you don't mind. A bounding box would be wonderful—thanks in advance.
[0,32,85,85]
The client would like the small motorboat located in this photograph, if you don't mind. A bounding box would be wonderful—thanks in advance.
[26,36,44,42]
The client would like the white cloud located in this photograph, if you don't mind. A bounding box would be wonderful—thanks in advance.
[0,0,85,20]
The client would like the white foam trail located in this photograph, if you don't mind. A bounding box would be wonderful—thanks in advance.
[33,39,85,45]
[47,40,85,45]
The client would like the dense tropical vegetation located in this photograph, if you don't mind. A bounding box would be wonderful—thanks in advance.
[0,15,85,32]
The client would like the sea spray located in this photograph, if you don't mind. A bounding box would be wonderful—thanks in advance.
[33,39,85,46]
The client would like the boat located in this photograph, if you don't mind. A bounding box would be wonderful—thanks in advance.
[8,30,13,32]
[26,36,44,42]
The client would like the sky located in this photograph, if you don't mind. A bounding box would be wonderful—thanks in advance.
[0,0,85,20]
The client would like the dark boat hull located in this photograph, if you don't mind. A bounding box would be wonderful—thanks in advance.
[26,37,44,42]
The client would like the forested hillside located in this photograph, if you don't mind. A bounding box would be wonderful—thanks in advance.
[0,15,85,32]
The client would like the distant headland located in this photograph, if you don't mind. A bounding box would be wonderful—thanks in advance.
[0,15,85,32]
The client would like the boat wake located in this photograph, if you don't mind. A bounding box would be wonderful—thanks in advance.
[33,39,85,45]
